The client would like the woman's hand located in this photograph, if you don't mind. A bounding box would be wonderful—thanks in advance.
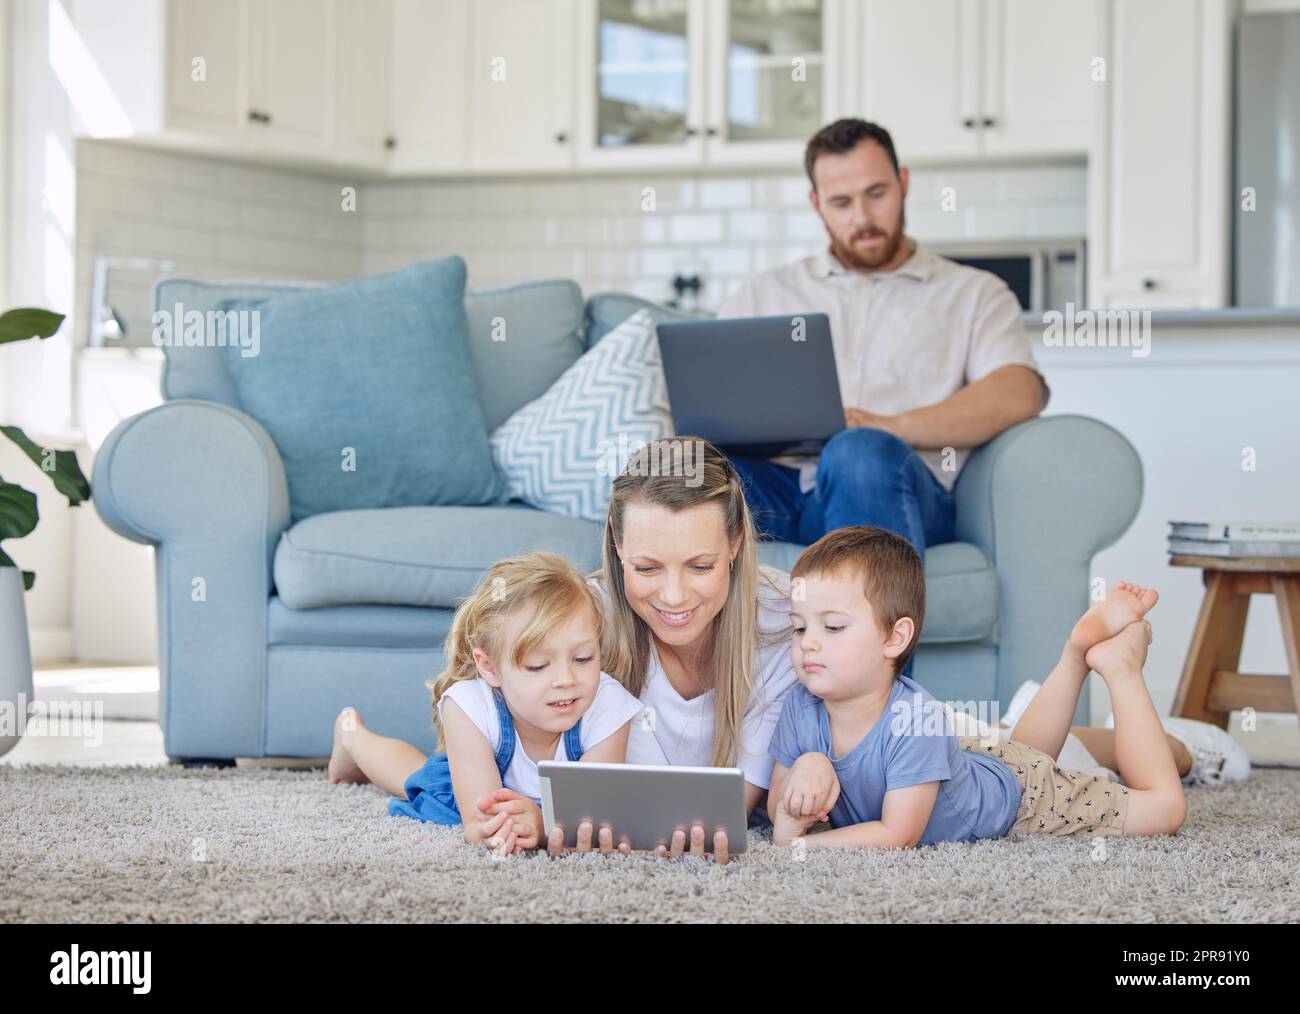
[654,824,731,865]
[546,820,632,857]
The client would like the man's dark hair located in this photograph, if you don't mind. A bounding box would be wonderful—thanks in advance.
[804,118,900,191]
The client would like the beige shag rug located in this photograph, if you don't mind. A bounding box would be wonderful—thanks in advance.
[3,763,1297,923]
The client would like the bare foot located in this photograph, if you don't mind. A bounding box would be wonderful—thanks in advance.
[1085,618,1153,678]
[328,707,368,785]
[1069,582,1159,657]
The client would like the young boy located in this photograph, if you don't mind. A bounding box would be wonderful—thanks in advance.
[769,525,1188,850]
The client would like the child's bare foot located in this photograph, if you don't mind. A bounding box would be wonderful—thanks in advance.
[1085,619,1153,678]
[1069,582,1159,658]
[328,707,368,784]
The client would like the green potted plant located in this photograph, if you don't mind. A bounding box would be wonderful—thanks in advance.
[1,307,91,758]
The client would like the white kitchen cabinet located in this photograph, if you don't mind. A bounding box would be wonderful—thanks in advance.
[856,0,1096,163]
[245,0,335,157]
[164,0,247,138]
[387,0,471,174]
[335,0,393,170]
[469,0,577,172]
[980,0,1101,157]
[1089,0,1231,309]
[859,0,980,160]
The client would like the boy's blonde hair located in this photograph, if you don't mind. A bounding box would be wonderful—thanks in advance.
[592,436,791,770]
[428,551,604,750]
[790,525,926,674]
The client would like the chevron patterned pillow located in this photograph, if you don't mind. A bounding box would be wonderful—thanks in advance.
[489,309,674,522]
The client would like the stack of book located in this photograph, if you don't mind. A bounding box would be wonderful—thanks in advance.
[1168,520,1300,558]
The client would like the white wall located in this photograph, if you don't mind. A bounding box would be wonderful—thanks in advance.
[1036,321,1300,720]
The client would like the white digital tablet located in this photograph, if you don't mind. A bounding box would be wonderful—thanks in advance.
[538,761,749,854]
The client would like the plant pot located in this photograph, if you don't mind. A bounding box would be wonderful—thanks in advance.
[0,566,34,759]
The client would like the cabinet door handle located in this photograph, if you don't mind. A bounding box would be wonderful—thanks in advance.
[981,116,995,127]
[554,131,568,144]
[706,126,719,137]
[962,117,976,129]
[384,136,397,150]
[247,109,272,124]
[685,126,699,137]
[1142,278,1157,290]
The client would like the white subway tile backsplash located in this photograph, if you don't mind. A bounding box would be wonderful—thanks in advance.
[698,178,753,208]
[76,140,1089,340]
[669,213,725,244]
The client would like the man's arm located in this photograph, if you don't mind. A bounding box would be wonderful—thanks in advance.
[850,363,1046,451]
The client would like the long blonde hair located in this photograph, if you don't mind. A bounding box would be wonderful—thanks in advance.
[428,551,605,751]
[592,436,791,769]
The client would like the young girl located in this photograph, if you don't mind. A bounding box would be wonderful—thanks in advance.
[328,551,644,855]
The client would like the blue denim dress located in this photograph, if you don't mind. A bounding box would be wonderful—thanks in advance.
[388,690,584,825]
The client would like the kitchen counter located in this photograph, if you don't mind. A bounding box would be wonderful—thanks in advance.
[1021,306,1300,327]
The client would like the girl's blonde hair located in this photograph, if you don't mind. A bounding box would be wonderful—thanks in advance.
[591,436,791,769]
[428,551,605,751]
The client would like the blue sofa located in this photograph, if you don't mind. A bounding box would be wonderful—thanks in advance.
[93,277,1142,762]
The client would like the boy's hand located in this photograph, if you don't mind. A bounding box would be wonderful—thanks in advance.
[476,789,544,852]
[783,752,840,819]
[772,798,824,848]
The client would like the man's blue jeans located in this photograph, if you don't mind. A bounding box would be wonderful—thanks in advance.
[727,428,957,559]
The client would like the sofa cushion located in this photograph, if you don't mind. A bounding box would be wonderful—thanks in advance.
[489,309,673,523]
[584,292,712,348]
[466,279,585,431]
[756,539,997,643]
[221,258,506,521]
[274,505,997,644]
[274,504,605,610]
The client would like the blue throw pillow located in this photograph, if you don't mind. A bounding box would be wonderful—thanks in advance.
[222,258,506,521]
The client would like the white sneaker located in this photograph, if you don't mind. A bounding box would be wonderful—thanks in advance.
[1000,680,1042,730]
[1103,712,1252,785]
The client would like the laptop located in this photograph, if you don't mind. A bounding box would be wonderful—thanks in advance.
[655,312,845,458]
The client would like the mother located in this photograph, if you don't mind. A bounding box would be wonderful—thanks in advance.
[555,436,796,864]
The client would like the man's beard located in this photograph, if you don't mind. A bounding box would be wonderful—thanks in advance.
[827,206,907,271]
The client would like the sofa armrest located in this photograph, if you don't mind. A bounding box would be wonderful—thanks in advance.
[953,414,1143,718]
[93,400,290,757]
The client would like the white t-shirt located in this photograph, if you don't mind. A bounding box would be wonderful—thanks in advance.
[589,567,798,789]
[716,241,1046,493]
[437,672,643,806]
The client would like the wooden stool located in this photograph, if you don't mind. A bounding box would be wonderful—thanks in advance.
[1169,555,1300,731]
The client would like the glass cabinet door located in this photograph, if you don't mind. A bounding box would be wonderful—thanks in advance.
[720,0,825,144]
[593,0,696,150]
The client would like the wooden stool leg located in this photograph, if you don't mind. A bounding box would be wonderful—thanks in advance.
[1272,576,1300,722]
[1172,571,1249,728]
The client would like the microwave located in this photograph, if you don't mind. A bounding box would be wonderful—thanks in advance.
[927,240,1086,314]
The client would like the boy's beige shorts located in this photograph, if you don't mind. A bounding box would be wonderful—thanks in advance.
[958,736,1130,837]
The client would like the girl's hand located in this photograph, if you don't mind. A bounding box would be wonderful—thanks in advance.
[546,820,631,858]
[476,789,544,850]
[488,815,519,857]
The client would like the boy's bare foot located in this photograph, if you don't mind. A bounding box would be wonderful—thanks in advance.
[328,707,368,785]
[1085,618,1153,678]
[1069,582,1159,658]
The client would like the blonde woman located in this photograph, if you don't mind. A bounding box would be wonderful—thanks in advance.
[581,437,798,864]
[328,552,643,855]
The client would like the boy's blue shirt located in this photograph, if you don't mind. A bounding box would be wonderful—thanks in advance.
[768,674,1023,844]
